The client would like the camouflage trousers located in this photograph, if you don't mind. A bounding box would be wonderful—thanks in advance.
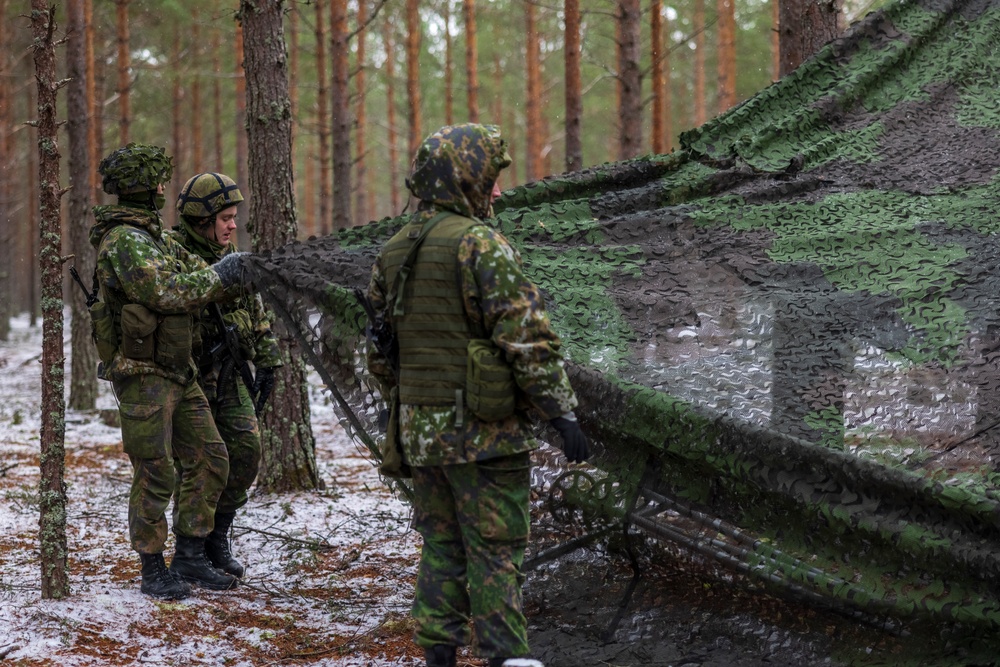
[204,377,261,514]
[114,373,229,554]
[410,451,532,659]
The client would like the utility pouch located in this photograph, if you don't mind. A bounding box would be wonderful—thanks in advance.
[89,299,118,364]
[120,303,158,361]
[378,386,411,479]
[466,338,516,421]
[154,313,194,372]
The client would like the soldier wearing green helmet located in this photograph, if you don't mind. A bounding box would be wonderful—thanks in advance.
[89,143,249,600]
[168,171,283,579]
[365,124,589,667]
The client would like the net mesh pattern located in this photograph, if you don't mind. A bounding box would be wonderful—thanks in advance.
[245,0,1000,627]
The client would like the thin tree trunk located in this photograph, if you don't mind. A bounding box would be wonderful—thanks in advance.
[693,0,706,126]
[772,0,781,82]
[28,85,39,327]
[235,20,251,249]
[383,19,400,214]
[525,0,542,181]
[288,3,299,153]
[240,0,320,493]
[405,0,422,158]
[212,27,224,169]
[303,145,316,237]
[330,0,351,230]
[617,0,642,160]
[0,0,11,339]
[315,0,331,235]
[191,18,203,170]
[717,0,736,113]
[30,0,69,600]
[171,24,182,227]
[492,51,505,181]
[443,0,454,125]
[778,0,842,76]
[115,0,130,144]
[355,0,371,226]
[85,0,98,205]
[650,0,670,154]
[67,0,98,411]
[564,0,582,172]
[463,0,479,122]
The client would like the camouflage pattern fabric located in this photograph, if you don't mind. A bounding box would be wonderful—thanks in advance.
[240,0,1000,631]
[410,452,532,659]
[98,143,173,196]
[115,373,229,552]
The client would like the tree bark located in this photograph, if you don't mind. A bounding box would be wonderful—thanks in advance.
[314,0,331,235]
[115,0,130,144]
[564,0,582,172]
[191,17,203,171]
[405,0,422,159]
[650,0,672,154]
[171,23,182,226]
[0,0,11,339]
[382,18,401,214]
[778,0,842,77]
[27,85,39,327]
[717,0,736,114]
[235,19,251,249]
[30,0,70,600]
[84,0,98,205]
[693,0,706,126]
[443,0,454,126]
[240,0,320,493]
[212,26,224,170]
[355,0,371,226]
[67,0,98,411]
[463,0,479,122]
[617,0,642,160]
[525,0,542,181]
[330,0,351,230]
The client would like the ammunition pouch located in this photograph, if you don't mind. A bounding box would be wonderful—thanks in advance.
[465,338,516,422]
[89,299,118,364]
[120,303,158,360]
[154,313,194,372]
[378,386,411,478]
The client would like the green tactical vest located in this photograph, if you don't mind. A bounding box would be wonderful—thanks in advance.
[382,213,482,407]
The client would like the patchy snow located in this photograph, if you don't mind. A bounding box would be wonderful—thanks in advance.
[0,313,437,666]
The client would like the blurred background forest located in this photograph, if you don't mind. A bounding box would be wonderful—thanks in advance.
[0,0,883,328]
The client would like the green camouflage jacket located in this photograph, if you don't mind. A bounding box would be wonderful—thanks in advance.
[367,207,579,466]
[89,203,228,384]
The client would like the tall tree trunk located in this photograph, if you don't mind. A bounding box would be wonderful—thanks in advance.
[778,0,842,76]
[617,0,642,160]
[717,0,736,113]
[382,19,401,214]
[463,0,479,122]
[28,85,39,327]
[564,0,582,172]
[693,0,706,126]
[0,0,11,339]
[405,0,422,158]
[67,0,98,411]
[303,145,316,237]
[240,0,320,492]
[288,2,299,153]
[212,27,224,169]
[772,0,781,82]
[85,0,99,205]
[191,17,203,171]
[235,20,251,249]
[30,0,69,600]
[115,0,130,144]
[443,0,454,125]
[525,0,542,181]
[171,24,183,227]
[314,0,331,235]
[355,0,371,226]
[330,0,351,230]
[650,0,672,154]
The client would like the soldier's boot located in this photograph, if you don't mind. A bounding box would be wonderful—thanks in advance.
[488,660,545,667]
[169,535,239,590]
[205,511,245,578]
[139,552,192,600]
[424,645,457,667]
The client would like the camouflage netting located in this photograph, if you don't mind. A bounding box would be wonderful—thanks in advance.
[245,0,1000,628]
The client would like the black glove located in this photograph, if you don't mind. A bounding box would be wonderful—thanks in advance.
[549,415,589,463]
[212,252,250,289]
[252,366,276,415]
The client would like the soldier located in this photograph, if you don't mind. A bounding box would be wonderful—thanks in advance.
[365,124,589,667]
[89,143,247,598]
[168,172,282,578]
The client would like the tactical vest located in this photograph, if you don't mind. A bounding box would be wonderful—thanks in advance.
[382,213,482,408]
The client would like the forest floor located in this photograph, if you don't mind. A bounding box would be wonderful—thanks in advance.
[0,313,989,667]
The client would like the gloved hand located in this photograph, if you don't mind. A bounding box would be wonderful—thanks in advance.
[549,414,589,463]
[252,366,276,415]
[212,252,250,289]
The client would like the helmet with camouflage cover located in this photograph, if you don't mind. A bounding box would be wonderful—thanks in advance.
[98,143,173,196]
[176,172,245,221]
[406,123,512,218]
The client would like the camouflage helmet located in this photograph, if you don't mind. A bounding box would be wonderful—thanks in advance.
[406,123,512,218]
[98,143,173,196]
[176,172,244,220]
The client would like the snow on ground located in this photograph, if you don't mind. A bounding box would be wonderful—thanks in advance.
[0,313,448,666]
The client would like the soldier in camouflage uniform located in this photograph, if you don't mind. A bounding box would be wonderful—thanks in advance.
[366,124,590,667]
[89,144,248,599]
[168,172,283,578]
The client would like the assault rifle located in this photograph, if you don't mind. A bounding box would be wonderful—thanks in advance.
[206,302,262,413]
[353,287,399,377]
[69,265,99,308]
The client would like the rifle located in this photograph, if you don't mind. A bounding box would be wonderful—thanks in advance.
[207,302,261,414]
[69,265,99,308]
[353,287,399,377]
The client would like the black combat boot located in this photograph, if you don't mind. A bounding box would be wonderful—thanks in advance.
[169,535,239,590]
[205,511,245,578]
[139,552,191,600]
[425,645,457,667]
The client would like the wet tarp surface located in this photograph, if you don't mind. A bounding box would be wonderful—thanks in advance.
[245,0,1000,628]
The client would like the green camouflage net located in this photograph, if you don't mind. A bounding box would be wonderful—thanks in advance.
[245,0,1000,630]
